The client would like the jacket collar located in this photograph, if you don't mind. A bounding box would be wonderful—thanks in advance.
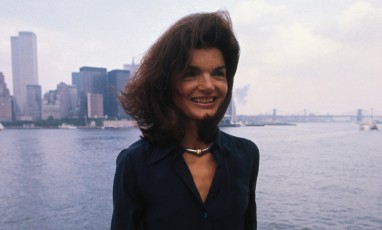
[147,129,232,165]
[214,128,233,156]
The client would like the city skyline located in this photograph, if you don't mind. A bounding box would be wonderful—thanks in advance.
[1,0,382,115]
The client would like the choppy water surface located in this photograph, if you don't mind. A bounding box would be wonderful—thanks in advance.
[0,123,381,229]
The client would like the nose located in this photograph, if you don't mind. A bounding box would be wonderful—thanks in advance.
[198,74,214,91]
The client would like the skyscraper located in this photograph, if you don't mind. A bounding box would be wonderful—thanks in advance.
[105,69,130,119]
[87,93,104,118]
[77,66,107,118]
[25,85,42,121]
[123,58,139,77]
[0,72,13,121]
[11,32,39,117]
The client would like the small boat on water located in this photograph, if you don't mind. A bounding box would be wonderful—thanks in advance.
[58,123,77,129]
[359,120,378,131]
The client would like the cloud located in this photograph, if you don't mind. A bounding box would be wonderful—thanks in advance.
[338,1,382,42]
[233,0,285,26]
[230,0,382,115]
[233,84,250,104]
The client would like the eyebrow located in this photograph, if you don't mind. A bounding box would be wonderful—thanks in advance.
[187,65,226,70]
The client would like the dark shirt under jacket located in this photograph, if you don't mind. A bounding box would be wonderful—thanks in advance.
[111,129,260,230]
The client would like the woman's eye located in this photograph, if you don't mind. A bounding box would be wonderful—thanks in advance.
[212,70,226,78]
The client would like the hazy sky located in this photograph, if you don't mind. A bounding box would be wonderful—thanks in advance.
[1,0,381,115]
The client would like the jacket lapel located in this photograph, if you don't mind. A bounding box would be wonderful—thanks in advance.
[173,156,203,203]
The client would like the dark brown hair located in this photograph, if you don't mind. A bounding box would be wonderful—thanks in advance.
[119,10,240,144]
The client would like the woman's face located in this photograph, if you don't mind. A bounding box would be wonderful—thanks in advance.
[174,48,228,121]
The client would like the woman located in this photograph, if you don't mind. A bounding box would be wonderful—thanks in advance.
[111,11,260,230]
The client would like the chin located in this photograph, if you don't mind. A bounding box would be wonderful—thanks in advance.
[200,112,215,120]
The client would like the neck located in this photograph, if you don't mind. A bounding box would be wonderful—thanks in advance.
[181,122,209,149]
[183,143,214,156]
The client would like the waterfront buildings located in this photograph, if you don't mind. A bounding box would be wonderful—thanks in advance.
[87,93,103,118]
[123,58,138,77]
[11,32,40,119]
[41,90,61,120]
[0,73,13,122]
[106,69,130,119]
[41,82,78,120]
[75,67,107,119]
[25,85,42,121]
[5,31,134,122]
[71,67,130,120]
[71,72,80,88]
[220,100,237,126]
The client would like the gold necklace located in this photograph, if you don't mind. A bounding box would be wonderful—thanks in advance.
[183,143,213,156]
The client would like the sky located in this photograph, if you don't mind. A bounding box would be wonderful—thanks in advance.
[0,0,381,116]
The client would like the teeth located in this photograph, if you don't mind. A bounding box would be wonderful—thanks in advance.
[192,97,214,103]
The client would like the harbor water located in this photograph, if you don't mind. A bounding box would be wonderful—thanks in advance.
[0,123,381,229]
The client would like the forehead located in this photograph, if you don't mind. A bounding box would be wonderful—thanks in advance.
[188,48,225,67]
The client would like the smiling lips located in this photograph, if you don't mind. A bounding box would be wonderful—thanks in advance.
[191,97,216,104]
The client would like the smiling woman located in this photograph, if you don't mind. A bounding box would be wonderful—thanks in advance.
[174,48,228,122]
[112,11,260,230]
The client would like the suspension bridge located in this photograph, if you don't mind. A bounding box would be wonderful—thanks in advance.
[237,108,382,124]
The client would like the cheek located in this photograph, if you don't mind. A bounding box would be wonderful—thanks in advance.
[175,82,195,105]
[174,82,188,97]
[173,91,187,111]
[220,82,229,98]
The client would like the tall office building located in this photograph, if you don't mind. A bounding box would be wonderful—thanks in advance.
[105,69,130,119]
[11,32,39,118]
[77,67,107,118]
[0,72,13,121]
[25,85,42,121]
[71,72,80,88]
[87,93,104,118]
[123,58,139,77]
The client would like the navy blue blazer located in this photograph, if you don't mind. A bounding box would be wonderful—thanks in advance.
[111,129,260,230]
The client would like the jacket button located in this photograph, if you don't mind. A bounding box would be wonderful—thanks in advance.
[203,212,208,219]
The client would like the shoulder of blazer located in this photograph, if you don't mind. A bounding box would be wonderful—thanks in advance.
[218,130,258,150]
[116,138,151,165]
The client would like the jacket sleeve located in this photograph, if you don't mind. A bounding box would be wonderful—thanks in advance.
[111,150,145,230]
[245,143,260,230]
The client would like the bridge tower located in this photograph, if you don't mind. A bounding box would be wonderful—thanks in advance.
[272,109,277,122]
[357,109,363,123]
